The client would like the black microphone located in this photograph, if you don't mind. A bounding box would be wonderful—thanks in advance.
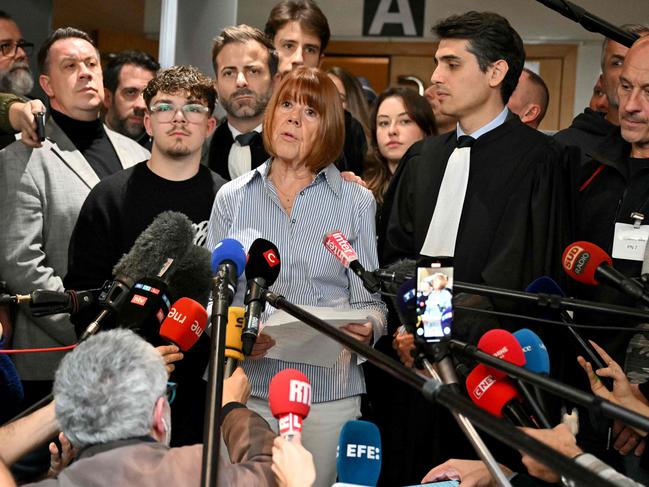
[242,239,281,356]
[0,288,100,316]
[167,244,212,307]
[79,211,195,341]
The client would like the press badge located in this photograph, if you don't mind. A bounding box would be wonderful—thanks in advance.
[612,222,649,261]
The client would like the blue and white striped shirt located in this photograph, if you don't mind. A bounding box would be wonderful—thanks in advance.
[206,161,387,403]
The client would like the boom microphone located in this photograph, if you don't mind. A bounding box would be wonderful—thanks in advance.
[562,241,649,306]
[323,231,381,293]
[268,368,311,439]
[335,420,382,487]
[466,364,536,427]
[242,239,281,356]
[159,297,208,352]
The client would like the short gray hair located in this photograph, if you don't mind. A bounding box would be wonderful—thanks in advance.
[600,24,649,70]
[54,329,167,448]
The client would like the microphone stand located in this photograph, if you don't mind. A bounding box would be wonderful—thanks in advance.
[261,289,616,487]
[450,339,649,433]
[201,266,235,487]
[416,340,512,487]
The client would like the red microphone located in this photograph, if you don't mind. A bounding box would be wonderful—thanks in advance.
[562,241,649,305]
[465,364,535,427]
[323,231,380,292]
[159,297,207,352]
[268,369,312,439]
[477,329,526,379]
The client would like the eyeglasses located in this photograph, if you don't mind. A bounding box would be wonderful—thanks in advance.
[0,40,34,57]
[149,103,210,123]
[165,382,178,404]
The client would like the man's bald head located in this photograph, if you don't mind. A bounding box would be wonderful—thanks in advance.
[617,35,649,157]
[506,68,549,129]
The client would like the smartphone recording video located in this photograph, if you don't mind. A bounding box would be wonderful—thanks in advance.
[415,265,453,343]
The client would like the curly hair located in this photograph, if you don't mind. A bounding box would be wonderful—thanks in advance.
[143,65,216,113]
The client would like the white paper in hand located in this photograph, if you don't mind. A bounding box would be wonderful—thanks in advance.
[262,306,369,367]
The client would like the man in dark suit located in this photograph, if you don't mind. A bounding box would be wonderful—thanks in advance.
[207,25,278,181]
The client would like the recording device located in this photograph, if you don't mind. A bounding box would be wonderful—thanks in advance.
[562,241,649,306]
[79,211,195,341]
[159,297,208,352]
[334,420,382,487]
[224,307,245,377]
[0,288,99,316]
[35,112,45,141]
[242,238,281,356]
[323,231,381,293]
[466,363,536,427]
[415,264,453,343]
[268,368,311,439]
[477,329,526,379]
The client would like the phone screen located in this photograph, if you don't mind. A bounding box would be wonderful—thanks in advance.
[415,265,453,343]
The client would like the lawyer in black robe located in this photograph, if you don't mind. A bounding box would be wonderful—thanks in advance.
[207,121,269,181]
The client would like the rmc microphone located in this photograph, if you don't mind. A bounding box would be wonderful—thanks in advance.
[268,368,311,440]
[562,241,649,306]
[334,420,382,487]
[323,231,381,293]
[159,297,208,352]
[242,239,281,356]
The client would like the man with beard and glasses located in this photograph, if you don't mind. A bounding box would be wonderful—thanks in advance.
[103,50,159,150]
[206,24,279,181]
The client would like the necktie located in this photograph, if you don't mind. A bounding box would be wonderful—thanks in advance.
[228,131,260,179]
[420,135,475,257]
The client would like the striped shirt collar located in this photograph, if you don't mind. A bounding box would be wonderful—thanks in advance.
[247,159,343,198]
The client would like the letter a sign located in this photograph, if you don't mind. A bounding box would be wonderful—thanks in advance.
[363,0,424,37]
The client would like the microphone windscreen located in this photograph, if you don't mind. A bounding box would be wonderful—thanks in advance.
[381,258,416,294]
[167,245,212,307]
[477,329,526,378]
[116,276,172,337]
[465,364,521,418]
[245,238,281,284]
[268,368,311,419]
[113,211,194,284]
[159,297,208,352]
[225,307,245,361]
[211,238,247,277]
[562,241,612,286]
[336,420,382,486]
[513,328,550,375]
[323,231,358,268]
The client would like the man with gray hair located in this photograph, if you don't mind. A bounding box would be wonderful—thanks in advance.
[0,10,33,97]
[18,328,275,486]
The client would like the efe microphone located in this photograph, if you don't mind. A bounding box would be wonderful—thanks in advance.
[242,239,281,356]
[268,368,311,439]
[334,420,382,487]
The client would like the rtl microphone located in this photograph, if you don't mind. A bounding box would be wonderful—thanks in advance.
[242,238,281,356]
[466,363,536,427]
[334,420,382,487]
[268,368,311,440]
[323,231,381,293]
[224,307,245,377]
[79,211,195,341]
[562,241,649,306]
[159,297,208,352]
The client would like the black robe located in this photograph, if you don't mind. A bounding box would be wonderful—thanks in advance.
[207,121,269,181]
[367,114,574,485]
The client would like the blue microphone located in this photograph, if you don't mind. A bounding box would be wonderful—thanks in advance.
[513,328,550,375]
[211,239,246,304]
[335,420,381,487]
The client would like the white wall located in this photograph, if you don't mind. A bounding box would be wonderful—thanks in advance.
[237,0,649,117]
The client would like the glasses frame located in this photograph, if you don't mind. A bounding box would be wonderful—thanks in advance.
[149,102,210,123]
[0,40,34,57]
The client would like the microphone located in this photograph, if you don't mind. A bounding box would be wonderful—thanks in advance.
[334,420,382,487]
[268,368,311,439]
[477,329,526,379]
[242,238,281,356]
[466,363,536,427]
[79,211,195,341]
[323,231,381,293]
[562,241,649,306]
[2,288,100,317]
[372,258,416,294]
[159,297,208,352]
[211,239,247,301]
[224,307,245,377]
[513,329,550,375]
[167,245,212,308]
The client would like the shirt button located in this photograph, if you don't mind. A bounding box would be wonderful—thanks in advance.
[291,219,296,224]
[299,191,305,196]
